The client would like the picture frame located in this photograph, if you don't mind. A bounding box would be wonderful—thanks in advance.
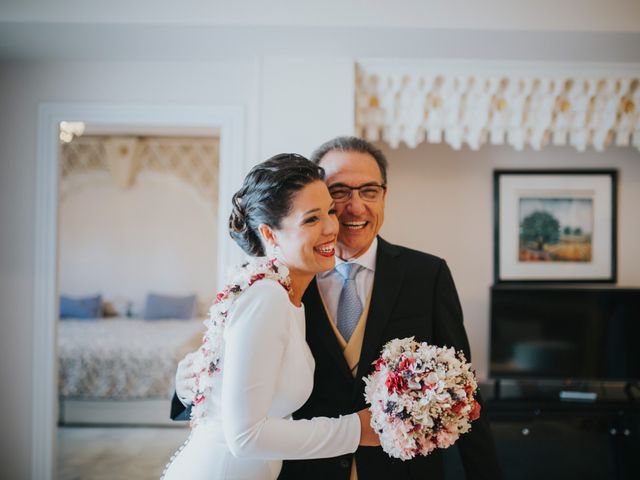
[494,170,617,283]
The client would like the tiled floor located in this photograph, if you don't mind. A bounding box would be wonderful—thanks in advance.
[57,426,190,480]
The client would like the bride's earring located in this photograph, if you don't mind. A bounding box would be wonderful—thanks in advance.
[272,245,284,262]
[266,242,281,261]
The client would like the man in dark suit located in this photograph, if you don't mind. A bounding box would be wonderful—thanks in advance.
[171,136,502,479]
[279,137,501,480]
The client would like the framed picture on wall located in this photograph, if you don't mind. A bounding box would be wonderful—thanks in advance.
[494,170,617,283]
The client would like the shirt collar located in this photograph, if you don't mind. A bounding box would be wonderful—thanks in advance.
[318,237,378,278]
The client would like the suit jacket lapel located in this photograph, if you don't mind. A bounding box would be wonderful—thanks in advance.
[353,237,404,395]
[303,279,353,382]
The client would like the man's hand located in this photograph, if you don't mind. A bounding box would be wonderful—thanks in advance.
[175,351,198,406]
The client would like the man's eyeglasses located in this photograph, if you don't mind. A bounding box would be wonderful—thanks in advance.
[329,183,387,203]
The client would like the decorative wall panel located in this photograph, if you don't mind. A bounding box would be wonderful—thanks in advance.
[61,136,219,208]
[356,61,640,152]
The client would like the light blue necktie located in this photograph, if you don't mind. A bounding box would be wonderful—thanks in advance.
[335,263,363,342]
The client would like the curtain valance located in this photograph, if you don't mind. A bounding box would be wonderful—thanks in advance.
[356,61,640,152]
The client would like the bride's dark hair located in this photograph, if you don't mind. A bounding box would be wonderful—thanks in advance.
[229,153,325,257]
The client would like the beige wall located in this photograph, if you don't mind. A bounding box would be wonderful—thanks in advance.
[378,142,640,379]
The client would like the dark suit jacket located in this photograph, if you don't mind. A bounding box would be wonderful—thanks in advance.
[278,237,502,480]
[170,391,191,421]
[171,237,502,479]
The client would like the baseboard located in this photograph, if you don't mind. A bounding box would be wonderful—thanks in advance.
[59,398,188,428]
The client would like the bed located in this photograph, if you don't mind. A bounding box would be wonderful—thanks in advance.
[58,317,204,425]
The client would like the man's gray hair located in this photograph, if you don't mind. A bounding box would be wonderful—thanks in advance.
[310,136,388,184]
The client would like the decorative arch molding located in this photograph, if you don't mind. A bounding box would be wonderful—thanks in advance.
[356,60,640,152]
[60,135,220,211]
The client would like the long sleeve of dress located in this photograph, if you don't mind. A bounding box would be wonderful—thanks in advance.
[221,280,361,460]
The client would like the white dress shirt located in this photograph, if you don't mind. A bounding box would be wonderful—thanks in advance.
[316,238,378,325]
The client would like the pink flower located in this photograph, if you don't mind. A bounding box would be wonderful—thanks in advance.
[420,438,437,456]
[398,356,415,371]
[436,429,459,449]
[469,400,481,421]
[385,372,408,394]
[451,400,467,415]
[249,273,265,284]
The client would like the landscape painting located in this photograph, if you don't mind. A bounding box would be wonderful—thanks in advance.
[518,197,593,263]
[494,169,617,283]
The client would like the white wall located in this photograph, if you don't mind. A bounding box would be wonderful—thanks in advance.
[379,142,640,379]
[59,172,218,314]
[260,57,355,158]
[0,65,37,480]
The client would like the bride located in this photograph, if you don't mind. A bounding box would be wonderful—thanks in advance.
[162,154,379,480]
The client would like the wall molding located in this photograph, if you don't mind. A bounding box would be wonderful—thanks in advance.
[356,59,640,152]
[34,103,245,479]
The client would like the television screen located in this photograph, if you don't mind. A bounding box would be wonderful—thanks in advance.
[490,287,640,381]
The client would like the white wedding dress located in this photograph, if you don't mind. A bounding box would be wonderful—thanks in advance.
[162,280,360,480]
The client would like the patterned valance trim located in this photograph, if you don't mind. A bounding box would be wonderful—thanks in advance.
[356,60,640,152]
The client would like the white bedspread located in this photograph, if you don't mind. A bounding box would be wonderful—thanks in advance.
[58,318,204,399]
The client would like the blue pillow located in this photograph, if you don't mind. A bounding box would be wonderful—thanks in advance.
[60,294,102,319]
[143,293,196,320]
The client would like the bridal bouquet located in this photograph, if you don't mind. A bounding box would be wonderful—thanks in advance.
[363,337,481,460]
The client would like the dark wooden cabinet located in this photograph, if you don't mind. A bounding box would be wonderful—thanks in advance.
[444,396,640,479]
[470,285,640,479]
[484,400,640,480]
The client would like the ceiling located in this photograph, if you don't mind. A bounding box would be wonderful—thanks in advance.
[1,1,639,62]
[2,0,640,31]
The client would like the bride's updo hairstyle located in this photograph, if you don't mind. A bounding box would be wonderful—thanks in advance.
[229,153,325,257]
